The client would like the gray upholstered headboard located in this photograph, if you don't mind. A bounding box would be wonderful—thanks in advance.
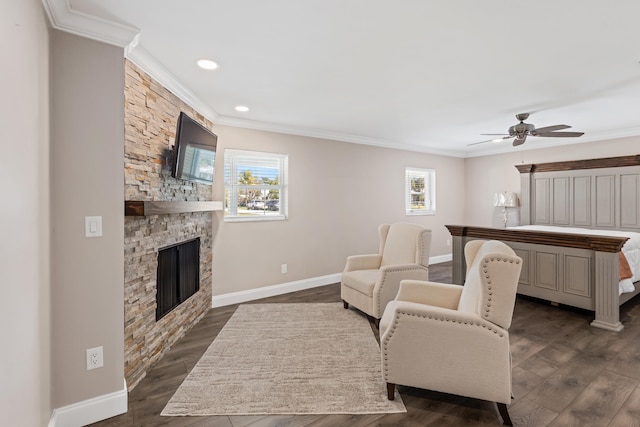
[516,155,640,231]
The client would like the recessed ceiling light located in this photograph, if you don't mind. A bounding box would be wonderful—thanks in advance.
[235,105,250,112]
[196,59,219,70]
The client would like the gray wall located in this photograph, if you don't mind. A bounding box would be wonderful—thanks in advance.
[50,30,125,407]
[210,125,466,296]
[464,136,640,227]
[0,0,50,425]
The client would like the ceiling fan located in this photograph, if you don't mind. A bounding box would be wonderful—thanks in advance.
[470,113,585,147]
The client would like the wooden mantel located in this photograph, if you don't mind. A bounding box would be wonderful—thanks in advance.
[125,200,223,216]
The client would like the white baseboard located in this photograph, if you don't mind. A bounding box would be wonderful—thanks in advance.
[48,380,127,427]
[211,254,452,308]
[212,273,342,307]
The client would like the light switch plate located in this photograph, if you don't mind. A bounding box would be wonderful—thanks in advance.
[85,216,102,237]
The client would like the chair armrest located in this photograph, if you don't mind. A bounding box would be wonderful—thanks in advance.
[373,264,429,317]
[395,280,463,310]
[381,301,508,341]
[380,263,427,272]
[380,300,468,336]
[344,254,382,272]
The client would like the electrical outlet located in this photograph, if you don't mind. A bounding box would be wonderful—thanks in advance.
[446,239,451,246]
[86,346,104,370]
[281,264,288,274]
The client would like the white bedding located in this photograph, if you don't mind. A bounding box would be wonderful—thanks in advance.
[508,225,640,295]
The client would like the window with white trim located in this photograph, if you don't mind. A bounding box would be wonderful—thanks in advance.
[405,167,435,215]
[224,149,288,221]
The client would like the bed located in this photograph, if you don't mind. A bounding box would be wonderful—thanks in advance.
[447,154,640,331]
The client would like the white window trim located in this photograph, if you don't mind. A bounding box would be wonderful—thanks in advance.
[405,167,436,216]
[224,149,288,222]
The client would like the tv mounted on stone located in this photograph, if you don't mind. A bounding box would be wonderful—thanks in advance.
[171,112,217,185]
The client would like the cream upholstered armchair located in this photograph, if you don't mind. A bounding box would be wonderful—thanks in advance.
[380,240,522,426]
[341,223,431,325]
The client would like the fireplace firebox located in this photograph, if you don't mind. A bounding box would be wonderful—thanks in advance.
[156,238,200,321]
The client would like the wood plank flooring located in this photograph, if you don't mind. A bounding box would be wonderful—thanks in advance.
[90,263,640,426]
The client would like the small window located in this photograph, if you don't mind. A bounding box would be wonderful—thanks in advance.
[224,149,288,222]
[405,167,435,215]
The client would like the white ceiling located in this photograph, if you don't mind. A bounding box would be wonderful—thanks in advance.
[54,0,640,157]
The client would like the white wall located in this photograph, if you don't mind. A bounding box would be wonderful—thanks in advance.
[464,136,640,227]
[210,126,466,296]
[0,1,50,425]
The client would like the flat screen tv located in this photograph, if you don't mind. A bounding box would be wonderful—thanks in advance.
[172,112,217,185]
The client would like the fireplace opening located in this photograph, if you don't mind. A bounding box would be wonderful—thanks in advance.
[156,237,200,321]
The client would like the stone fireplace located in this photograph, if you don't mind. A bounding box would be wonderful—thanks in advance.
[123,60,216,389]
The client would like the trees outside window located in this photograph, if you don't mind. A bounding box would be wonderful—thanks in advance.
[224,149,288,221]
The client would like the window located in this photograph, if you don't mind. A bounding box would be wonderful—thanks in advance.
[224,149,288,221]
[405,167,435,215]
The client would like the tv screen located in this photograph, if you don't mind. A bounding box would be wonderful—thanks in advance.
[172,112,217,185]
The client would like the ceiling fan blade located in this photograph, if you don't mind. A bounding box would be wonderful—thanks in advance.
[530,124,571,135]
[534,131,585,138]
[513,135,527,146]
[467,133,513,147]
[480,133,510,136]
[467,140,490,146]
[468,135,512,146]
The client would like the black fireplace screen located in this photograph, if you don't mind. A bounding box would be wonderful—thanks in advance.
[156,238,200,321]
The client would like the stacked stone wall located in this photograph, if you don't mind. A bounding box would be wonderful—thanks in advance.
[123,60,214,389]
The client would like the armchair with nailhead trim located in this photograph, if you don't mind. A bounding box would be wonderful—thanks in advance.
[341,223,431,327]
[380,240,522,426]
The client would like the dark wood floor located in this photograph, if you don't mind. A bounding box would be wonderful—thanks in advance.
[91,263,640,426]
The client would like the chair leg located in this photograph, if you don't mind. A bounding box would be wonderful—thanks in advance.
[496,402,513,426]
[386,383,396,400]
[342,300,349,309]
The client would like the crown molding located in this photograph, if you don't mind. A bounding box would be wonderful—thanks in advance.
[41,0,640,159]
[41,0,217,123]
[214,115,464,158]
[125,48,218,123]
[42,0,140,48]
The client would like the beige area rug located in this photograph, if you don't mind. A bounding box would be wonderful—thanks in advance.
[161,303,406,416]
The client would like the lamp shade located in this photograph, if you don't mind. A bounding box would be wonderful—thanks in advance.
[493,192,518,207]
